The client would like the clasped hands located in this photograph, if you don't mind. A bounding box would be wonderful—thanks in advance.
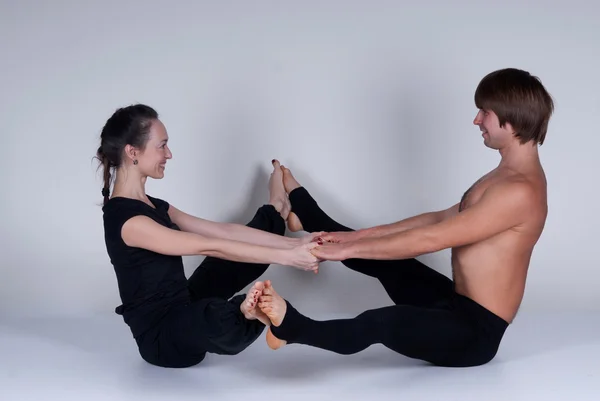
[300,230,359,263]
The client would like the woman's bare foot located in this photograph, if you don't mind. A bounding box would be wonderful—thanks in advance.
[280,165,304,232]
[258,280,288,350]
[240,281,271,326]
[269,160,291,220]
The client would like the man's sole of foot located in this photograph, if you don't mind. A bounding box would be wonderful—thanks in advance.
[286,211,303,232]
[279,165,304,232]
[269,159,291,221]
[266,327,287,350]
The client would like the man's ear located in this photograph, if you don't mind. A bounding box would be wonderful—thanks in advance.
[501,121,516,135]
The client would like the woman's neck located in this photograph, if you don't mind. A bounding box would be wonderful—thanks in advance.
[111,168,148,200]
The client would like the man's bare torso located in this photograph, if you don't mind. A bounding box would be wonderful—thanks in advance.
[451,165,548,323]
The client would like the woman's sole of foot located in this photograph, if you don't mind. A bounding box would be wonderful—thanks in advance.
[241,282,271,326]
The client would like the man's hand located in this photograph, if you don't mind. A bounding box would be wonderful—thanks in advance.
[310,242,351,261]
[320,231,362,244]
[298,231,326,245]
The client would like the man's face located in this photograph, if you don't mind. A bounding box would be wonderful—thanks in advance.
[473,109,514,149]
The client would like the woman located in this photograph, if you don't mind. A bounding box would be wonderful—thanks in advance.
[96,103,321,368]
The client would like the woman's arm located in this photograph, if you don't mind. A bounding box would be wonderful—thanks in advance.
[168,204,302,249]
[121,215,319,271]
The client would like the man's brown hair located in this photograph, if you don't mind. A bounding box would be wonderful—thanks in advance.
[475,68,554,145]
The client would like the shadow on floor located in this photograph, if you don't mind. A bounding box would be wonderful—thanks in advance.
[1,310,598,383]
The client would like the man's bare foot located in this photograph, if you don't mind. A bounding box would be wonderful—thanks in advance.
[266,327,287,350]
[258,280,288,350]
[240,281,271,326]
[280,165,302,194]
[269,160,291,220]
[280,165,304,232]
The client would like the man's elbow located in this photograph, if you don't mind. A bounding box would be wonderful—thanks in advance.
[425,232,481,253]
[377,233,442,260]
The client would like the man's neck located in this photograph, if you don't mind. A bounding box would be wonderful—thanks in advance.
[498,140,541,171]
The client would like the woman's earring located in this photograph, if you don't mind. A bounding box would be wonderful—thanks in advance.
[133,159,138,165]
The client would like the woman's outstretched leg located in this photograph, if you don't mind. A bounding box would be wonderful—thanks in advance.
[280,166,454,308]
[187,160,289,302]
[169,281,271,362]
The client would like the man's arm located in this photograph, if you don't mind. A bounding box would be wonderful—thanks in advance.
[355,203,460,240]
[167,205,300,249]
[341,182,533,260]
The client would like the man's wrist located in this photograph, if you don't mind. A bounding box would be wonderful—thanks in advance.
[355,227,374,240]
[342,241,359,259]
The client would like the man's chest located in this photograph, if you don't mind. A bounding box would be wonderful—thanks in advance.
[459,172,501,212]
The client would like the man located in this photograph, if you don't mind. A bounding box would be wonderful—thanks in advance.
[255,67,554,367]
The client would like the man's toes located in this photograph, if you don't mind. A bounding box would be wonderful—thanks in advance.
[258,298,271,307]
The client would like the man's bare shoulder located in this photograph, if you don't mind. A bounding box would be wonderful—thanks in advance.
[487,175,538,204]
[488,173,547,224]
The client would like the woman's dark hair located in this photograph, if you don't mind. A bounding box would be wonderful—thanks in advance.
[95,104,158,205]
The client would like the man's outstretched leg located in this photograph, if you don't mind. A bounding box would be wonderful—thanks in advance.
[280,165,454,308]
[257,280,507,367]
[281,166,350,234]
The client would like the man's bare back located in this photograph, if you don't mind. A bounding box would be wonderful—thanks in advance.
[451,163,548,323]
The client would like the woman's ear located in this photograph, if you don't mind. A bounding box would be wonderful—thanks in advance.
[124,144,137,162]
